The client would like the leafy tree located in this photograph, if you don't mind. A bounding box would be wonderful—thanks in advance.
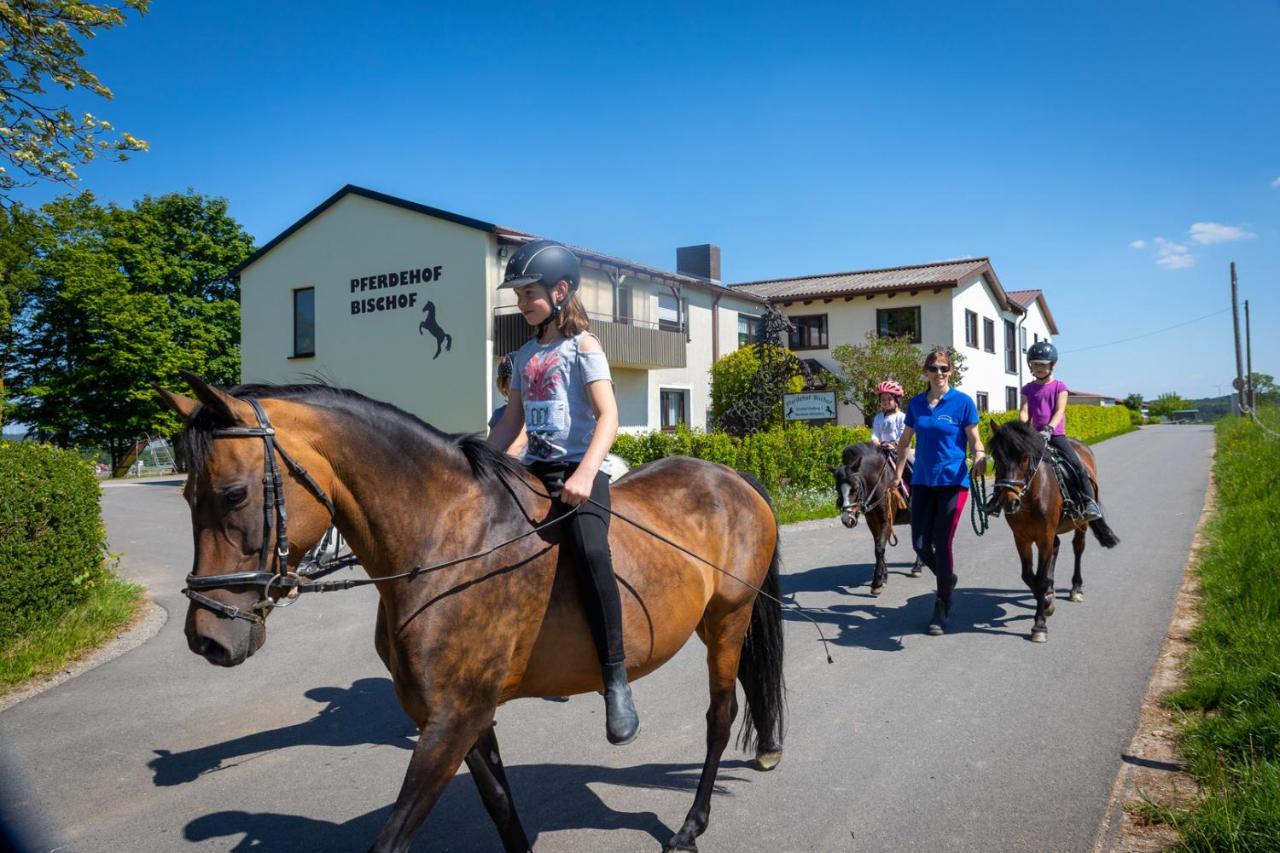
[828,330,967,422]
[0,205,39,426]
[710,343,804,433]
[1249,372,1277,405]
[0,0,149,206]
[1147,392,1189,418]
[1123,393,1144,411]
[5,190,253,470]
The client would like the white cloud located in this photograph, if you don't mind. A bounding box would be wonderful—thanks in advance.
[1129,239,1147,249]
[1272,177,1280,188]
[1154,237,1195,269]
[1188,222,1257,244]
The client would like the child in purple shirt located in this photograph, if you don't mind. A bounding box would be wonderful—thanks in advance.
[1004,341,1102,521]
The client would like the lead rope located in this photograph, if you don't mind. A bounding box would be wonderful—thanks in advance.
[969,467,990,537]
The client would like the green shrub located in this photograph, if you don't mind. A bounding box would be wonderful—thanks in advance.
[0,442,109,648]
[1129,408,1144,426]
[614,423,871,494]
[980,404,1132,448]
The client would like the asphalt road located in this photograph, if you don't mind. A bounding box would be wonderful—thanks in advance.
[0,424,1213,852]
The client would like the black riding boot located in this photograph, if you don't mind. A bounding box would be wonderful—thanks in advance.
[602,662,640,745]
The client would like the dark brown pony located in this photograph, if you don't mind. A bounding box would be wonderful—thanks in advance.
[988,420,1120,643]
[830,443,922,595]
[158,375,785,853]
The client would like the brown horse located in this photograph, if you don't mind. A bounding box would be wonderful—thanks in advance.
[830,443,922,595]
[157,374,784,853]
[988,420,1120,643]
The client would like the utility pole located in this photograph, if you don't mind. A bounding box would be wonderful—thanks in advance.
[1245,299,1254,410]
[1231,262,1245,414]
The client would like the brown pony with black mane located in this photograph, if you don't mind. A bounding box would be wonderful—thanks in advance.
[988,419,1120,643]
[830,443,922,594]
[158,374,785,853]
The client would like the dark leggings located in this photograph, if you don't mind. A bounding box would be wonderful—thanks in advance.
[1048,434,1096,499]
[909,484,969,602]
[528,461,625,667]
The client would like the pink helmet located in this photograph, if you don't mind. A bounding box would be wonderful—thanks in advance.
[876,380,904,398]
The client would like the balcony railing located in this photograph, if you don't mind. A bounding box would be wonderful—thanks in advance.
[494,309,686,369]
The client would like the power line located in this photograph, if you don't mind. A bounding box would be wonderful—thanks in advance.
[1060,307,1231,355]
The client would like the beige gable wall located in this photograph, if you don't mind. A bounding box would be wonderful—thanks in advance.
[240,194,491,433]
[950,275,1021,412]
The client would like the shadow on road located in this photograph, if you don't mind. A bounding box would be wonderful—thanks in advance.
[149,677,417,785]
[183,759,754,851]
[782,562,1061,649]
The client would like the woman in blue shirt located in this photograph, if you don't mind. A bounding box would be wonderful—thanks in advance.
[893,348,986,635]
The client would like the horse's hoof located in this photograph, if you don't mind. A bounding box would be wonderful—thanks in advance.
[1031,630,1048,643]
[909,567,922,578]
[1070,590,1084,603]
[664,839,698,853]
[754,750,783,771]
[870,583,885,597]
[1045,601,1056,617]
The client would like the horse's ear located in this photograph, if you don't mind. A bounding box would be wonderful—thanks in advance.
[154,384,200,422]
[990,417,1001,434]
[179,371,255,425]
[828,464,840,475]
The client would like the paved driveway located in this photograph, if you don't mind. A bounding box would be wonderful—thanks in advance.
[0,425,1212,852]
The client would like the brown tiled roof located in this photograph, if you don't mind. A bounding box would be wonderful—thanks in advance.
[1005,288,1060,334]
[729,258,1007,307]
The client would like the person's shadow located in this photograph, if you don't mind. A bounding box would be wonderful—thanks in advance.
[184,759,755,851]
[149,677,418,786]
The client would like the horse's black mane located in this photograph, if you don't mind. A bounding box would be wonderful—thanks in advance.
[182,381,524,484]
[989,419,1046,469]
[841,442,880,468]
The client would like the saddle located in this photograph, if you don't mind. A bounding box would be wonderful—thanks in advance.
[1045,444,1089,521]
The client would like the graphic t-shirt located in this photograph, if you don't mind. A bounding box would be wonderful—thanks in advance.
[871,410,906,445]
[510,332,612,464]
[1022,378,1069,435]
[903,389,979,487]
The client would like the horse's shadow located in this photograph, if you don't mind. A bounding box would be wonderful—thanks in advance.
[183,758,751,851]
[782,562,1045,650]
[149,677,418,786]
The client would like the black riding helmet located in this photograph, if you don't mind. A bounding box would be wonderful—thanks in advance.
[1026,340,1058,365]
[498,240,582,331]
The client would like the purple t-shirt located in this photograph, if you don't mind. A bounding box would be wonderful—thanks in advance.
[1022,379,1069,435]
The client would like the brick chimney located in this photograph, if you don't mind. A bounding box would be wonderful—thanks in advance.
[676,244,721,283]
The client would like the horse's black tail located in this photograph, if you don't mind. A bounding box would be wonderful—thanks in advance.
[1090,516,1120,549]
[734,472,786,755]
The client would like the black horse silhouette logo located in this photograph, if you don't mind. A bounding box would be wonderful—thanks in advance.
[418,301,452,359]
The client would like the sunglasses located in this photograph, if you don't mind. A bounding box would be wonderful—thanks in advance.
[926,365,951,374]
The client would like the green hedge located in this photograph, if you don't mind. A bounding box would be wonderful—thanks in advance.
[0,442,110,648]
[613,423,872,493]
[613,404,1133,496]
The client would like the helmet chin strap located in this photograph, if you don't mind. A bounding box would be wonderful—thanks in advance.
[535,283,562,338]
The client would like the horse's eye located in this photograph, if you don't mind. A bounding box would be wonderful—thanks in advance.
[221,486,249,509]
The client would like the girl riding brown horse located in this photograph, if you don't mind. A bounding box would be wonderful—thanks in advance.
[158,372,785,853]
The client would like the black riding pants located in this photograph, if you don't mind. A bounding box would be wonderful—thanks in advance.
[909,484,968,602]
[528,461,625,667]
[1048,434,1096,500]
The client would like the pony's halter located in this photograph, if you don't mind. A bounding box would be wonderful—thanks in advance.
[993,443,1047,513]
[837,454,893,522]
[183,397,336,625]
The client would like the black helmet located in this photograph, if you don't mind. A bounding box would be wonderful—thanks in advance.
[1026,340,1058,365]
[499,240,580,298]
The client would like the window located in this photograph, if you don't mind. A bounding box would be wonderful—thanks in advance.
[1020,326,1027,353]
[660,389,687,430]
[788,314,828,350]
[976,392,989,413]
[964,309,979,348]
[1006,386,1019,411]
[658,293,681,332]
[614,284,632,324]
[983,317,995,353]
[293,287,315,357]
[1004,319,1017,373]
[876,306,922,343]
[738,313,760,347]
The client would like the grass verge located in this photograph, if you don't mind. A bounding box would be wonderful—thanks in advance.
[1140,408,1280,850]
[0,574,144,691]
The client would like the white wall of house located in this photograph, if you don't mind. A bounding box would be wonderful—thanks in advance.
[950,275,1021,414]
[240,193,490,434]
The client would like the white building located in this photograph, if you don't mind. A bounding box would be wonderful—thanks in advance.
[730,260,1059,423]
[234,185,767,434]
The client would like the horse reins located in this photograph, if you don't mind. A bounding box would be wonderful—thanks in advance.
[183,398,836,663]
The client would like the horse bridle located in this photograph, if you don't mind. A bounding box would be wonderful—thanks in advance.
[183,398,337,625]
[837,455,894,525]
[992,443,1047,514]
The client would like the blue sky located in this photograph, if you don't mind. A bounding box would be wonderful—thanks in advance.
[23,0,1280,400]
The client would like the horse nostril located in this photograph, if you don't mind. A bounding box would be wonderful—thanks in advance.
[191,635,231,665]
